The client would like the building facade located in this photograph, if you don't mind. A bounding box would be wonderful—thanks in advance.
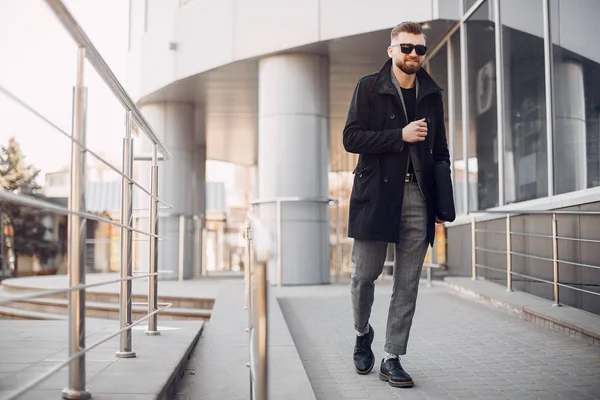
[127,0,600,313]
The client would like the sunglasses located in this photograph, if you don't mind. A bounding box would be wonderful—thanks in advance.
[391,43,428,56]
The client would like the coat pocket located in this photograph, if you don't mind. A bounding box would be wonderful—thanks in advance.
[350,164,377,204]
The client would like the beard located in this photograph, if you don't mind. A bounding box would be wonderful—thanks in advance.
[395,58,422,75]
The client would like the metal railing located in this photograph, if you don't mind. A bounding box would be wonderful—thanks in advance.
[250,197,340,286]
[0,1,173,398]
[244,214,273,400]
[470,209,600,307]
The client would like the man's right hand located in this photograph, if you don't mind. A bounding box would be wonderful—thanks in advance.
[402,118,428,143]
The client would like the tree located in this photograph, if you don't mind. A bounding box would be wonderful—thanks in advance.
[0,137,58,267]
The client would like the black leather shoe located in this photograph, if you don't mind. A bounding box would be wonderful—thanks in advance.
[379,358,414,388]
[353,325,374,374]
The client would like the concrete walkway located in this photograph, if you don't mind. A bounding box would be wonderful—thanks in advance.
[279,281,600,399]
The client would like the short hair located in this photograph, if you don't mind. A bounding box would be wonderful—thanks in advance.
[390,22,426,42]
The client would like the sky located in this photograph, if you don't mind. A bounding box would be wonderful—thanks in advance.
[0,0,131,182]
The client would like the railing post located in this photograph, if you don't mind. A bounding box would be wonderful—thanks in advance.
[147,144,160,336]
[116,110,136,358]
[245,219,252,310]
[179,214,185,281]
[276,200,282,287]
[336,200,342,283]
[471,216,477,280]
[552,213,560,307]
[254,259,268,400]
[194,214,202,278]
[62,46,91,400]
[506,214,512,292]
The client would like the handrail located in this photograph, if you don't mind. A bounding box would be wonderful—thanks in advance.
[0,272,171,306]
[0,85,172,208]
[0,190,164,239]
[43,0,171,161]
[0,1,174,398]
[249,197,341,286]
[470,211,600,306]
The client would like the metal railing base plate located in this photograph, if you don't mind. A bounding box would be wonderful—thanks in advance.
[115,350,137,359]
[61,389,91,400]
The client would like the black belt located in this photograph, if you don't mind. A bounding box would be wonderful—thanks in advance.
[405,173,417,183]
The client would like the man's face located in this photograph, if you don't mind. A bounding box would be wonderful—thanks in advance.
[388,32,426,75]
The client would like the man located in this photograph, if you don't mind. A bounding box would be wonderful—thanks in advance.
[342,21,451,388]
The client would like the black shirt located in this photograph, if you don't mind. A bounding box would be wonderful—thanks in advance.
[401,86,417,174]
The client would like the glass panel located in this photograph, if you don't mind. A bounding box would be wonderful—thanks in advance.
[551,0,600,194]
[501,0,547,203]
[466,0,498,210]
[428,44,448,139]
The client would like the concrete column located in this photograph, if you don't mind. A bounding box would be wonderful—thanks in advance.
[554,61,587,194]
[258,54,330,285]
[136,102,204,280]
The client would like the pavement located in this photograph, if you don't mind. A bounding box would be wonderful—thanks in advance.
[178,276,600,400]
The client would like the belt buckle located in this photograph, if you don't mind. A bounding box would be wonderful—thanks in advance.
[405,173,411,183]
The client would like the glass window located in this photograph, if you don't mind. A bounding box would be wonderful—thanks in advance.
[551,0,600,194]
[501,0,547,203]
[466,0,498,211]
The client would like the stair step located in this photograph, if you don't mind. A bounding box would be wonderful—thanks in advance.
[0,296,211,321]
[0,305,67,320]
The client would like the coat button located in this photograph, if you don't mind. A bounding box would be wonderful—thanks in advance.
[383,177,389,183]
[359,173,363,178]
[390,113,395,119]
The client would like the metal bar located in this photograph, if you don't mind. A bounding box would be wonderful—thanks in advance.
[0,84,165,206]
[475,247,506,255]
[556,236,600,244]
[460,7,470,214]
[556,283,600,297]
[507,270,555,285]
[462,0,487,22]
[254,261,268,400]
[475,229,506,235]
[6,304,172,400]
[133,154,165,161]
[43,0,171,160]
[147,144,160,336]
[426,247,433,287]
[336,200,342,283]
[471,216,477,280]
[556,259,600,271]
[480,209,600,215]
[62,46,90,400]
[276,200,283,287]
[117,110,136,358]
[510,251,554,263]
[494,0,505,206]
[474,264,506,274]
[0,191,164,238]
[178,215,186,281]
[194,215,202,278]
[245,219,252,310]
[251,197,331,205]
[509,231,553,239]
[506,215,512,292]
[543,0,555,197]
[552,213,560,306]
[0,272,169,306]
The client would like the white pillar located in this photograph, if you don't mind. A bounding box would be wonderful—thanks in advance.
[258,54,330,285]
[554,61,587,194]
[137,102,204,280]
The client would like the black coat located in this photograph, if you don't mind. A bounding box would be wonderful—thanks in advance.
[343,59,451,245]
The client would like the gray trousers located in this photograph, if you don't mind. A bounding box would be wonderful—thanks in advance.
[351,182,429,355]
